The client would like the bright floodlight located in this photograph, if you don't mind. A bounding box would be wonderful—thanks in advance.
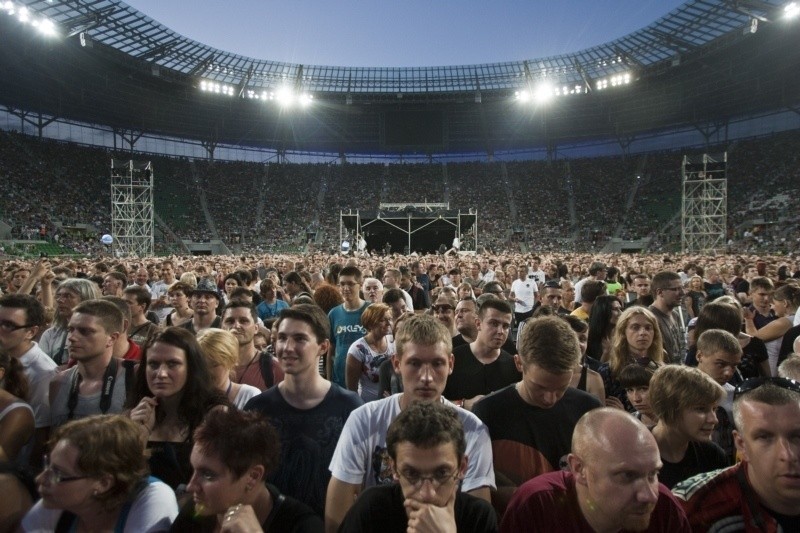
[36,18,56,36]
[515,90,531,102]
[275,86,294,105]
[785,2,800,19]
[298,93,313,107]
[3,1,14,13]
[533,82,554,103]
[17,5,28,22]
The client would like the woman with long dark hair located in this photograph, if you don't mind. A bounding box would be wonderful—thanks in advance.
[128,327,230,490]
[586,295,623,363]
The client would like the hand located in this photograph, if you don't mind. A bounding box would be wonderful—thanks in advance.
[605,396,626,410]
[42,269,56,284]
[129,396,158,434]
[742,307,755,321]
[404,489,457,533]
[31,259,50,279]
[220,504,263,533]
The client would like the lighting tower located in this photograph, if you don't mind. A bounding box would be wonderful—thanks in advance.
[111,159,154,257]
[681,153,727,254]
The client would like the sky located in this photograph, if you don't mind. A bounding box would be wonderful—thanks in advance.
[124,0,689,67]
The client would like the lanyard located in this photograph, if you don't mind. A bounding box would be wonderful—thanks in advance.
[67,358,120,420]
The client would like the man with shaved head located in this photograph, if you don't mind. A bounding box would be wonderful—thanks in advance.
[501,408,691,532]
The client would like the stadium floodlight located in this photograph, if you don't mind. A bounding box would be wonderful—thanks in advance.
[16,5,28,22]
[298,93,314,107]
[785,2,799,19]
[533,82,554,103]
[35,18,56,36]
[515,90,531,102]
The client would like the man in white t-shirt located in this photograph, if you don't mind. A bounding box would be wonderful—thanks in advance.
[325,314,494,533]
[509,265,537,325]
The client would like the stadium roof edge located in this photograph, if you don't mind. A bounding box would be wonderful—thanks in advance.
[17,0,785,93]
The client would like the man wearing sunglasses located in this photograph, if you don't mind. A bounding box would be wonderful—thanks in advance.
[338,401,497,533]
[674,377,800,531]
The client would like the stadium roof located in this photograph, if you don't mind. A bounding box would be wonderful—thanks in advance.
[16,0,791,94]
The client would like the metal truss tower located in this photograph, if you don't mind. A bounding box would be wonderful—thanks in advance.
[681,152,727,254]
[111,159,154,257]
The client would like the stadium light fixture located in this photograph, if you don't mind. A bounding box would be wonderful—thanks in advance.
[533,82,555,103]
[514,90,531,102]
[785,2,799,19]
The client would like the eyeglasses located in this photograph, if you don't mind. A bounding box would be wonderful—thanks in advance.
[397,469,460,489]
[41,455,89,484]
[432,305,454,313]
[734,377,800,399]
[0,320,32,332]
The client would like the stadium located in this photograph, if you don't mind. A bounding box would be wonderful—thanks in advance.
[4,3,800,531]
[0,0,798,258]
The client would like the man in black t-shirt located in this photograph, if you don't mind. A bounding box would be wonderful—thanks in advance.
[338,401,497,533]
[245,304,363,517]
[444,299,519,410]
[472,316,601,518]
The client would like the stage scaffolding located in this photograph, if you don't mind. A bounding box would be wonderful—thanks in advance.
[111,159,154,257]
[681,153,727,254]
[340,203,477,254]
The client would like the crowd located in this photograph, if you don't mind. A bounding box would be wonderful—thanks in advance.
[0,249,799,531]
[2,130,800,258]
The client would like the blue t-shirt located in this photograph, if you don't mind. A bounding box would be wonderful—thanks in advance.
[329,302,369,387]
[256,298,289,320]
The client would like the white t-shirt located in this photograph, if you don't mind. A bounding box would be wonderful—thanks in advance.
[22,478,178,533]
[328,394,495,493]
[510,278,537,313]
[346,336,396,402]
[233,383,262,409]
[18,342,58,428]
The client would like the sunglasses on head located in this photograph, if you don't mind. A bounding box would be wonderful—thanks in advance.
[733,376,800,399]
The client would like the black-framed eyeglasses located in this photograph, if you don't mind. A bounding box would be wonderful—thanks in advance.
[397,469,460,489]
[41,455,90,484]
[0,319,32,332]
[733,377,800,399]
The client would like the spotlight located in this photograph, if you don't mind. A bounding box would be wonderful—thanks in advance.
[534,83,554,103]
[785,2,799,19]
[515,90,531,102]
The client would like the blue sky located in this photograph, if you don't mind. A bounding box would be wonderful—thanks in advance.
[125,0,688,67]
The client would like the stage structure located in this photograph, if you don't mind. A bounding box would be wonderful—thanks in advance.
[681,153,727,254]
[340,203,477,254]
[111,159,154,257]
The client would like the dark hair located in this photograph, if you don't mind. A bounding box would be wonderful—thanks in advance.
[193,409,280,479]
[694,301,742,340]
[386,401,465,461]
[129,327,229,431]
[774,284,800,308]
[73,299,124,334]
[586,295,620,359]
[283,272,312,294]
[223,273,244,289]
[618,363,654,389]
[123,285,152,310]
[561,314,589,334]
[0,352,29,399]
[651,271,681,293]
[580,280,606,304]
[104,271,128,286]
[0,294,46,328]
[277,304,331,343]
[383,288,406,306]
[339,265,363,283]
[223,300,258,322]
[477,298,513,318]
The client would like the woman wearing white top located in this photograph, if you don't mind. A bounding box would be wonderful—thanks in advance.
[744,284,800,376]
[346,304,396,402]
[197,328,261,409]
[0,352,33,465]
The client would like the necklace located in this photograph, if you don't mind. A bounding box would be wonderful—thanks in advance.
[236,350,259,384]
